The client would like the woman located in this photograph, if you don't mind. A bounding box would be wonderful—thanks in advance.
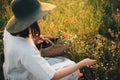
[3,0,97,80]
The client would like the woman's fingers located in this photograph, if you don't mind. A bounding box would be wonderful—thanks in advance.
[81,58,97,67]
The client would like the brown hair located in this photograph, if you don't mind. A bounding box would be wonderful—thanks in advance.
[11,22,40,38]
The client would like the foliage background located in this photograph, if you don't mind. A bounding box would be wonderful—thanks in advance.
[0,0,120,80]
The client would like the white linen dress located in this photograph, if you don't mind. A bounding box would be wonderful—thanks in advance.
[3,30,79,80]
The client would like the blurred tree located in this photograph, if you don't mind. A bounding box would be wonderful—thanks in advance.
[98,0,120,49]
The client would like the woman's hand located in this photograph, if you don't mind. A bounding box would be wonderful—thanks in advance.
[32,34,50,45]
[32,34,44,45]
[79,58,97,67]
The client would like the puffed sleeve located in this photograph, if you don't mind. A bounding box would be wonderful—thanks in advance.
[20,45,56,80]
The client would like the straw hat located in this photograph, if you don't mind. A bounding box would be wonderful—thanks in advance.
[6,0,56,33]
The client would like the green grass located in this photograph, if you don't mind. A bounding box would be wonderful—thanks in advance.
[0,0,120,80]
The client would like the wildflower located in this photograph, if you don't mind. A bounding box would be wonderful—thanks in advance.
[62,32,72,38]
[64,19,69,23]
[73,18,77,23]
[76,72,83,77]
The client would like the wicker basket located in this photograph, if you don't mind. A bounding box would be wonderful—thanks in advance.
[40,39,69,57]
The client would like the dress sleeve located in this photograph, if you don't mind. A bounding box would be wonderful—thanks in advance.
[20,46,56,80]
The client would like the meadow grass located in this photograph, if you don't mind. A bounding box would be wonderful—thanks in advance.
[40,0,101,58]
[40,0,100,36]
[0,0,120,80]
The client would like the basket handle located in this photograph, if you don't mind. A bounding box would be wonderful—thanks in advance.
[45,38,55,46]
[39,38,55,51]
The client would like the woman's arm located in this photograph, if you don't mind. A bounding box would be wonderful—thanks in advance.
[52,58,97,80]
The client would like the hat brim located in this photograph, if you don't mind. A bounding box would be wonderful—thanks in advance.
[6,2,56,33]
